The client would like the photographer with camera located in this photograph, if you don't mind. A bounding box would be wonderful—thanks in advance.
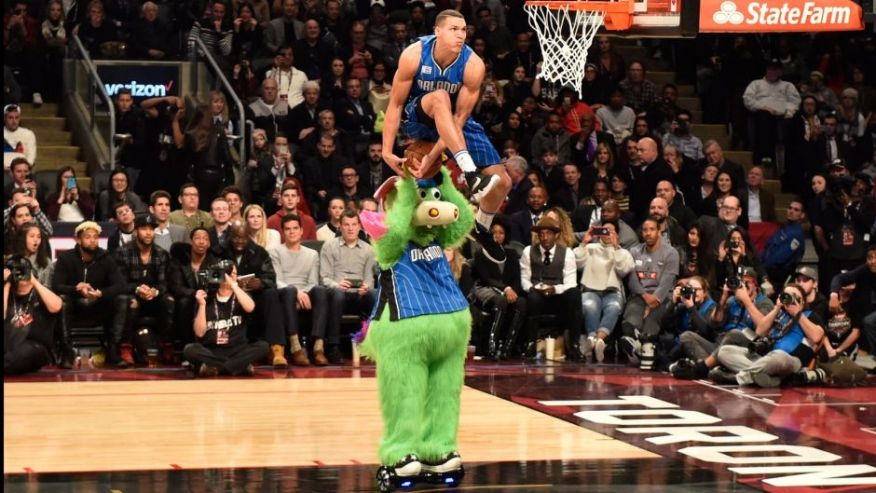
[52,221,128,368]
[661,109,704,162]
[715,283,824,387]
[663,276,718,360]
[715,227,765,298]
[114,214,175,366]
[671,267,775,380]
[575,221,634,362]
[4,255,62,374]
[168,227,222,350]
[828,245,876,371]
[184,262,268,377]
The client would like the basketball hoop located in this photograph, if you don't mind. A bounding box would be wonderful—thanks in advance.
[525,1,633,97]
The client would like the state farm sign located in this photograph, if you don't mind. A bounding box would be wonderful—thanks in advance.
[700,0,864,32]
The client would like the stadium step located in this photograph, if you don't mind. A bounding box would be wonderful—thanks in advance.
[37,146,81,163]
[31,129,73,146]
[676,84,695,97]
[724,150,753,168]
[690,123,728,142]
[19,102,60,117]
[22,116,67,131]
[677,96,701,113]
[649,71,675,89]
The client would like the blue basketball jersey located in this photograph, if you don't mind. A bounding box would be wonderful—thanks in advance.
[408,35,472,109]
[370,241,469,321]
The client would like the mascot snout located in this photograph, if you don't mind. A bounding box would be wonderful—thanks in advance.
[412,201,459,228]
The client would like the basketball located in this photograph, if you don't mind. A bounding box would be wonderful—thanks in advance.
[404,140,436,169]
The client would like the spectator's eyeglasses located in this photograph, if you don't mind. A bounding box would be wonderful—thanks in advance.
[4,104,20,114]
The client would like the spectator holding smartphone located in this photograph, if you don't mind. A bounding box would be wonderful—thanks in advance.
[44,166,94,222]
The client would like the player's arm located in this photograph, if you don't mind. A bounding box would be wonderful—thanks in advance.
[424,55,486,164]
[382,43,422,175]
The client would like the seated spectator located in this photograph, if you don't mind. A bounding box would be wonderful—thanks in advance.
[320,210,376,362]
[243,204,281,250]
[5,188,53,256]
[221,186,245,224]
[619,61,657,113]
[246,132,297,215]
[232,2,265,60]
[530,114,570,169]
[107,201,135,254]
[329,165,370,206]
[520,216,582,360]
[300,110,355,163]
[333,78,376,156]
[302,135,353,219]
[608,173,632,219]
[4,255,62,374]
[784,96,823,195]
[317,197,345,241]
[73,0,120,57]
[648,197,687,248]
[655,179,696,231]
[741,166,777,224]
[269,214,331,365]
[185,265,268,377]
[828,247,876,369]
[148,190,188,252]
[508,185,547,246]
[697,195,744,257]
[760,200,806,288]
[662,145,700,202]
[620,217,679,371]
[571,177,610,233]
[3,104,36,170]
[629,137,674,226]
[661,110,703,162]
[44,167,95,222]
[703,140,746,190]
[671,266,774,380]
[264,0,304,55]
[492,111,533,162]
[792,265,828,322]
[367,62,392,114]
[97,169,146,221]
[294,18,334,81]
[4,157,31,203]
[320,57,348,105]
[599,199,638,250]
[267,182,317,239]
[221,221,277,339]
[168,227,221,350]
[187,1,233,67]
[532,207,577,249]
[52,221,127,368]
[502,155,533,217]
[287,82,326,149]
[129,1,177,60]
[552,164,585,214]
[715,283,823,387]
[743,59,800,165]
[265,45,306,107]
[596,87,636,145]
[647,84,682,137]
[471,220,527,360]
[114,214,175,367]
[169,183,214,234]
[822,288,861,362]
[555,88,597,136]
[579,142,617,197]
[575,221,634,362]
[679,224,717,294]
[231,55,260,103]
[689,163,719,217]
[249,78,289,141]
[207,197,233,252]
[11,223,52,286]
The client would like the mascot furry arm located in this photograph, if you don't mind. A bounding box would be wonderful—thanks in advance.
[358,166,475,472]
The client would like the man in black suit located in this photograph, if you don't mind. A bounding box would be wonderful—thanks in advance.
[503,155,533,216]
[629,137,674,225]
[302,135,352,220]
[286,81,327,150]
[357,141,395,195]
[571,178,610,232]
[471,220,527,359]
[655,179,696,230]
[697,195,743,257]
[332,78,375,157]
[570,112,614,170]
[553,163,585,213]
[704,140,746,188]
[509,185,548,246]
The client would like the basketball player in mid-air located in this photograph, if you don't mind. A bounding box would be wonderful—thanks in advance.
[381,9,512,263]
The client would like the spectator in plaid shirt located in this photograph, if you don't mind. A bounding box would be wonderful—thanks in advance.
[619,61,657,114]
[114,214,175,366]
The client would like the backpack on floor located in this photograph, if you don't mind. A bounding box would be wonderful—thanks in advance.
[816,355,869,387]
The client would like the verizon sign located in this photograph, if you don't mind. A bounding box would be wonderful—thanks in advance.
[700,0,864,31]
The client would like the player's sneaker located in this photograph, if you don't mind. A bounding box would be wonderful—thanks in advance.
[466,172,499,205]
[620,336,641,365]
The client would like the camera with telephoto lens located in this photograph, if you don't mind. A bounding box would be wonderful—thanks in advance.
[726,276,742,290]
[196,260,234,291]
[750,336,774,356]
[779,292,797,306]
[6,257,32,283]
[680,285,696,300]
[728,239,740,249]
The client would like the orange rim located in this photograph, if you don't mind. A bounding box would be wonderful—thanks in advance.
[525,0,634,29]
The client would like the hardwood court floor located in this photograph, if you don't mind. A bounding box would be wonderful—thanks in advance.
[4,376,655,474]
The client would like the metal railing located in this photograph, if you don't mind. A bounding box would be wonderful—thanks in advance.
[189,37,247,164]
[71,34,115,169]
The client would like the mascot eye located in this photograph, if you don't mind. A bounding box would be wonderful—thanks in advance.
[431,189,441,200]
[418,189,428,200]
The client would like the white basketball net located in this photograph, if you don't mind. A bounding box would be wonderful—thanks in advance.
[525,3,605,98]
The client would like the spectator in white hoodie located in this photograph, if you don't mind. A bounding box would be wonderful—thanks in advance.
[3,104,36,170]
[575,220,634,362]
[742,59,800,167]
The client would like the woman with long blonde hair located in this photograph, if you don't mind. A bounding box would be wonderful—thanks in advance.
[532,207,576,248]
[243,204,281,250]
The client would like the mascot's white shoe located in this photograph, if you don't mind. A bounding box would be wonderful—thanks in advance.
[421,452,462,474]
[392,454,422,477]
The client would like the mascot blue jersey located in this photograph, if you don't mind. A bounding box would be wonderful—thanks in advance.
[371,241,469,321]
[408,35,471,109]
